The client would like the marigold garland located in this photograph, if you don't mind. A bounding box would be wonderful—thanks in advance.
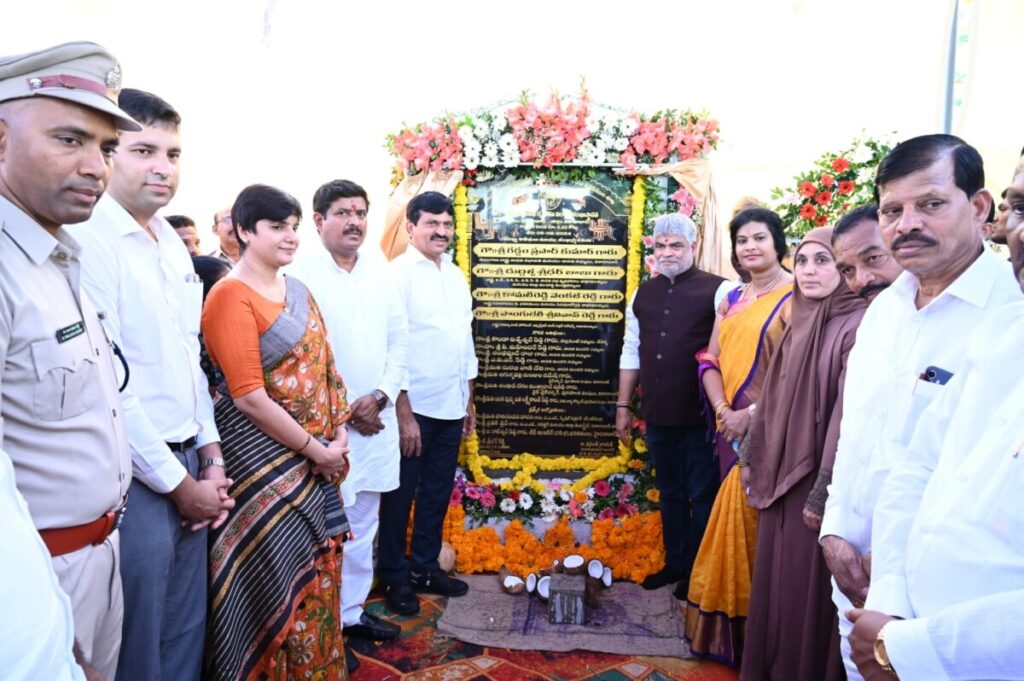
[440,504,665,583]
[625,175,646,304]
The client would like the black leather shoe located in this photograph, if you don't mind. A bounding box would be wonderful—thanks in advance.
[345,646,360,673]
[410,569,469,597]
[384,581,420,615]
[641,566,686,591]
[343,611,401,641]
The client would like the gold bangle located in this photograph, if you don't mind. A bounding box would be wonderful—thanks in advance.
[297,432,312,454]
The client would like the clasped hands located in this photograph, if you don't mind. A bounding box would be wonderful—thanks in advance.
[348,394,385,436]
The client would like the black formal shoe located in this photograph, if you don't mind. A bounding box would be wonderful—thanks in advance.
[641,566,687,590]
[672,578,690,601]
[343,611,401,641]
[345,646,360,673]
[384,581,420,615]
[410,569,469,597]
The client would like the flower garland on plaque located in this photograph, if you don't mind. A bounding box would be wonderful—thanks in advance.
[389,89,719,572]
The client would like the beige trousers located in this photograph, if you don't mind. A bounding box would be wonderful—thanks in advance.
[52,531,124,680]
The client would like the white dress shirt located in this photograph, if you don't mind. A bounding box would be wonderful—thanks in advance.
[0,448,84,681]
[865,301,1024,680]
[391,247,478,420]
[74,195,219,494]
[820,247,1021,552]
[288,248,407,502]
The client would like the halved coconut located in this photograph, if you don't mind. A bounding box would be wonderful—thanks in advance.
[499,566,526,595]
[563,554,586,575]
[587,558,604,580]
[525,572,538,594]
[536,575,551,601]
[601,566,613,587]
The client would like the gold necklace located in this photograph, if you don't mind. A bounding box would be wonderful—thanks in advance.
[747,268,785,298]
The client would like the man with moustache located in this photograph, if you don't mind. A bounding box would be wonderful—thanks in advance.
[0,42,136,679]
[289,179,407,668]
[832,204,905,300]
[615,213,724,599]
[75,88,233,680]
[378,191,477,616]
[211,206,239,264]
[819,135,1022,680]
[843,162,1024,681]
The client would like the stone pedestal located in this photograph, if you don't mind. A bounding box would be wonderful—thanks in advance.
[548,573,586,624]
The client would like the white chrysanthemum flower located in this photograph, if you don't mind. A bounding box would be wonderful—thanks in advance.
[857,166,876,184]
[559,489,572,502]
[519,494,534,510]
[620,118,638,136]
[483,141,499,157]
[499,151,520,168]
[499,498,517,513]
[463,137,482,154]
[492,113,507,132]
[463,153,480,171]
[614,136,630,151]
[499,132,517,149]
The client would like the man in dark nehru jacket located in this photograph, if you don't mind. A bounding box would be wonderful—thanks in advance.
[0,42,138,679]
[616,212,724,599]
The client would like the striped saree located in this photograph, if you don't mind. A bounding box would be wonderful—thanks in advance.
[206,277,350,681]
[685,284,792,666]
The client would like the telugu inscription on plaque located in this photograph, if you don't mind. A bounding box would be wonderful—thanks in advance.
[467,171,632,459]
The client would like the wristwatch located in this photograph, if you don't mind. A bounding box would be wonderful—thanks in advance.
[874,623,899,678]
[201,457,226,469]
[372,389,388,410]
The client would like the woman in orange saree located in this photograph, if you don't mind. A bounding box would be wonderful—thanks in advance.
[202,185,351,681]
[684,208,793,666]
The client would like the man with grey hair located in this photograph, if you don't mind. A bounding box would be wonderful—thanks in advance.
[616,213,725,599]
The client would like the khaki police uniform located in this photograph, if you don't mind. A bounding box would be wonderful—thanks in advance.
[0,41,139,680]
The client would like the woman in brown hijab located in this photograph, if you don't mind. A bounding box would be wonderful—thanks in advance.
[739,227,867,681]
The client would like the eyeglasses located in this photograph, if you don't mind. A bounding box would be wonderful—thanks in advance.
[216,215,232,225]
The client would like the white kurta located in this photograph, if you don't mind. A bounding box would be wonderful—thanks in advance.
[289,247,406,502]
[867,300,1024,680]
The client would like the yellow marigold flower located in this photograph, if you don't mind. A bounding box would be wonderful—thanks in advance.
[646,488,660,503]
[633,437,648,454]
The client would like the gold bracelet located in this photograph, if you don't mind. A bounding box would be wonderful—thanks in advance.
[297,432,312,453]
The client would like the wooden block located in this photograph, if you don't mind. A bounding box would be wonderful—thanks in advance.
[548,573,587,624]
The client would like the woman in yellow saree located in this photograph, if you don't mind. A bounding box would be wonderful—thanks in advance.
[685,208,793,665]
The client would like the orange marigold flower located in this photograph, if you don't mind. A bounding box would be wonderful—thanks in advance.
[645,488,660,503]
[628,459,646,470]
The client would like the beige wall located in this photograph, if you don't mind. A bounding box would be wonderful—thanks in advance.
[3,0,1018,256]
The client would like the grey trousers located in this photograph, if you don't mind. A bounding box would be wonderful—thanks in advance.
[116,446,207,681]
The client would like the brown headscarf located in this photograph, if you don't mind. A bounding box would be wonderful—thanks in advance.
[746,227,867,509]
